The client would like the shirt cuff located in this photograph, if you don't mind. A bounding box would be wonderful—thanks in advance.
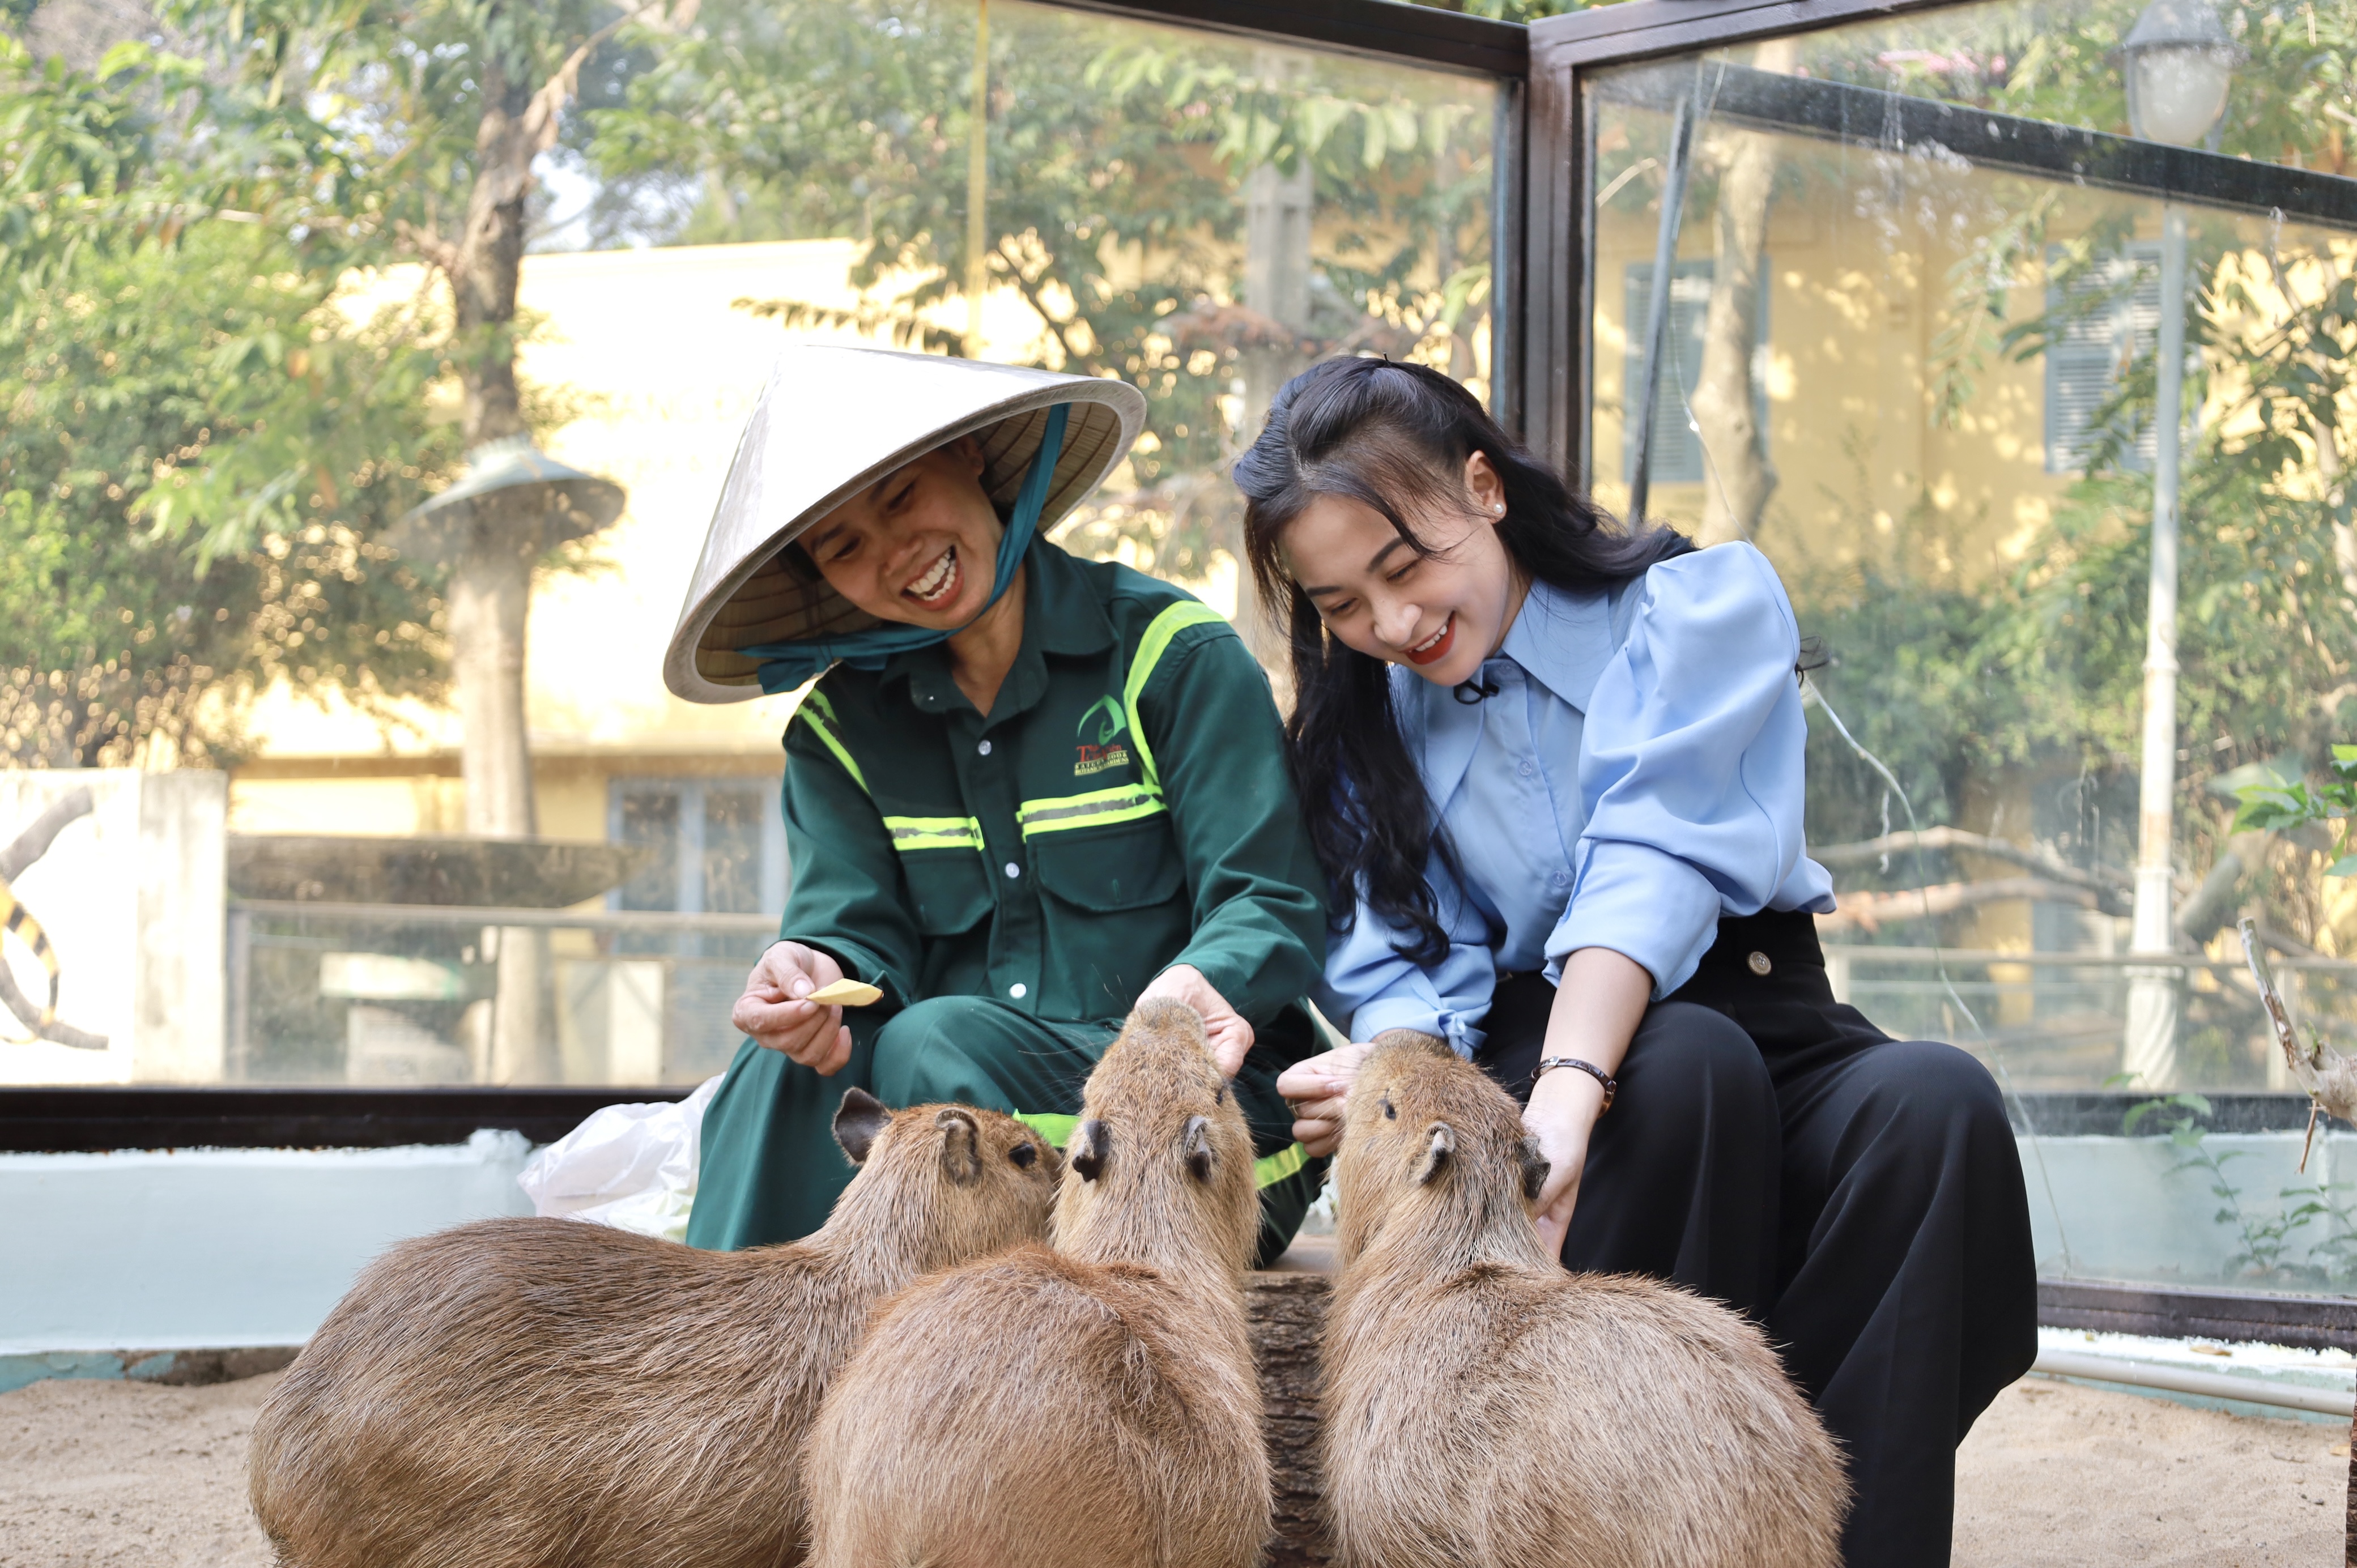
[1350,995,1486,1059]
[1547,840,1724,1000]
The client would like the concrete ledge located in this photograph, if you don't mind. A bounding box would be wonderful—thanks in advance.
[0,1346,299,1396]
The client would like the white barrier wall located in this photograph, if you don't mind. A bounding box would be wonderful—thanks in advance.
[4,1127,2351,1393]
[0,769,227,1086]
[0,1134,534,1374]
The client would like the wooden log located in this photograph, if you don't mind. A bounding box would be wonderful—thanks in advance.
[1249,1241,1335,1567]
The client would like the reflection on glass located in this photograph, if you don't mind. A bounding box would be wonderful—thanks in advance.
[1586,0,2357,1290]
[0,1,1494,1089]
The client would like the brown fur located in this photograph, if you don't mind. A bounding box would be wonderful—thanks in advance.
[806,999,1269,1568]
[248,1094,1058,1568]
[1321,1033,1850,1568]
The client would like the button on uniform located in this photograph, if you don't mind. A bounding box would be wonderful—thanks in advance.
[1747,951,1773,976]
[977,739,992,756]
[1003,861,1022,880]
[1007,982,1027,999]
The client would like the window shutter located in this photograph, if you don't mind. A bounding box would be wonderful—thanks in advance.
[1624,259,1769,488]
[2044,241,2165,474]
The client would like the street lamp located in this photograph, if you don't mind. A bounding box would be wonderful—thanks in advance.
[2121,0,2239,150]
[2117,0,2235,1089]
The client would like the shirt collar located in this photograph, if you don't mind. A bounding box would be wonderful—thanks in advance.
[1495,577,1620,713]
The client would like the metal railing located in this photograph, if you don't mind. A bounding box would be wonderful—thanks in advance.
[226,899,780,1088]
[1823,944,2357,1093]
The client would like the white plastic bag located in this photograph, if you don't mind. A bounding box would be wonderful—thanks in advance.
[516,1074,724,1244]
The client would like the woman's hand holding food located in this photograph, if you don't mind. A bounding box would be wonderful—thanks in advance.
[734,941,856,1076]
[1523,946,1654,1251]
[1522,1067,1606,1255]
[1276,1041,1376,1158]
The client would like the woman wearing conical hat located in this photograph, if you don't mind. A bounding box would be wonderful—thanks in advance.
[667,346,1329,1256]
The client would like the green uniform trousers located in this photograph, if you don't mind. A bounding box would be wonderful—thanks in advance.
[685,995,1322,1268]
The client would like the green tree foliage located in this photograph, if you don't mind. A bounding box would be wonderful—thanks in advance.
[0,33,453,766]
[588,0,1492,576]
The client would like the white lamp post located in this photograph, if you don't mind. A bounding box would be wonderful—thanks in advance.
[2118,0,2236,1089]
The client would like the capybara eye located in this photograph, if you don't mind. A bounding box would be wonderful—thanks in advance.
[1381,1096,1397,1120]
[1010,1142,1039,1169]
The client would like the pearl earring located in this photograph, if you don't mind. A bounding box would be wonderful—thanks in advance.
[1493,503,1505,515]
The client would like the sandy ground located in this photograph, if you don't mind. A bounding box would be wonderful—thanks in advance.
[0,1370,2347,1565]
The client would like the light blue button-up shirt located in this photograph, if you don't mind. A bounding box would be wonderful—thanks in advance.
[1316,541,1838,1055]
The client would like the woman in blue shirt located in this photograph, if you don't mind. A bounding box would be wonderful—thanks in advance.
[1239,358,2033,1568]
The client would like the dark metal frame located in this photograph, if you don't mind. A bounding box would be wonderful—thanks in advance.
[0,1086,688,1153]
[1521,0,2357,474]
[1070,0,1525,76]
[2040,1279,2357,1353]
[1596,59,2357,227]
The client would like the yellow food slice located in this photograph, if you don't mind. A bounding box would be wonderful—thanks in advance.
[805,979,883,1008]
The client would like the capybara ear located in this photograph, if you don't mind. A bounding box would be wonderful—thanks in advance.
[1181,1115,1214,1184]
[1518,1135,1551,1204]
[1069,1118,1108,1182]
[1415,1122,1456,1186]
[833,1087,892,1165]
[935,1109,982,1186]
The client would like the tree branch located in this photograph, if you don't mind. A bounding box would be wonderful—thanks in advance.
[992,238,1102,377]
[1810,825,2130,896]
[1816,876,2103,936]
[520,0,677,156]
[395,218,460,276]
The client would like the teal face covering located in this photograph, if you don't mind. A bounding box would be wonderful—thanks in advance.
[741,402,1070,694]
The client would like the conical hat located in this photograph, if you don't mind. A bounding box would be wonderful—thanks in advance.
[665,345,1147,704]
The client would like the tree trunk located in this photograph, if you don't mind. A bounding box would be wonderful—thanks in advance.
[1233,153,1315,679]
[450,43,552,1081]
[1688,38,1794,548]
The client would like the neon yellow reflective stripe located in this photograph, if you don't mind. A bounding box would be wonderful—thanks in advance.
[795,691,869,795]
[882,816,984,853]
[1012,1113,1307,1191]
[1122,600,1227,795]
[1015,785,1165,838]
[1012,1111,1079,1146]
[1253,1141,1308,1189]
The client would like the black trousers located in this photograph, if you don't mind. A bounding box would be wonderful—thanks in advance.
[1478,910,2036,1568]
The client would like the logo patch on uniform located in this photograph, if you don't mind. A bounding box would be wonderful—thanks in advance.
[1075,696,1131,776]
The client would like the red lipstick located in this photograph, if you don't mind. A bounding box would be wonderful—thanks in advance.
[1404,615,1456,667]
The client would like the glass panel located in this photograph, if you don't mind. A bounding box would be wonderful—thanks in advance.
[615,791,684,914]
[1,1,1496,1088]
[1584,0,2356,1290]
[701,791,768,918]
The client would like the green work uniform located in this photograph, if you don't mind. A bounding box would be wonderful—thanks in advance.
[687,538,1330,1263]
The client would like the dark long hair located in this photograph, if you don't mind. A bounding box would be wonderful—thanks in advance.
[1236,357,1694,963]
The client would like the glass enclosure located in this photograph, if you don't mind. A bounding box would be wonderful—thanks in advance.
[0,0,1497,1088]
[1580,0,2357,1288]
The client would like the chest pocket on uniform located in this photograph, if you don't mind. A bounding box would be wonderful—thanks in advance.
[899,852,993,935]
[1031,821,1187,912]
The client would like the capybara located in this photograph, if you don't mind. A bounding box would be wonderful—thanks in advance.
[250,1090,1058,1568]
[805,998,1269,1568]
[1320,1032,1849,1568]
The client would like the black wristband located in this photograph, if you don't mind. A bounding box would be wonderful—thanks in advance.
[1534,1056,1617,1112]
